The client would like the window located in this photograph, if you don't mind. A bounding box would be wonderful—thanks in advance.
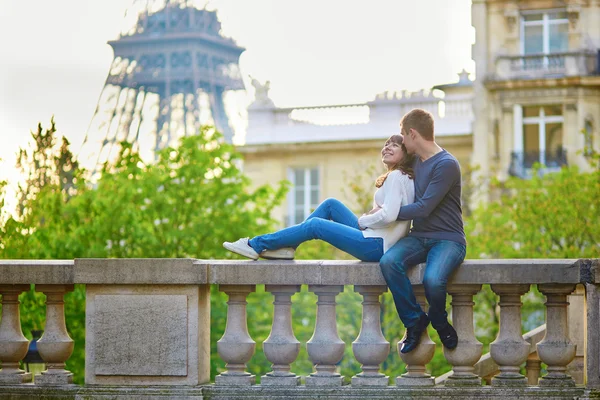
[522,11,568,54]
[521,10,568,69]
[287,167,320,226]
[522,106,564,168]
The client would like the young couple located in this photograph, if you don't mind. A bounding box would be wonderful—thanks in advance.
[224,108,466,354]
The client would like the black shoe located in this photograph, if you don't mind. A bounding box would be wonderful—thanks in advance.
[400,314,430,354]
[437,323,458,350]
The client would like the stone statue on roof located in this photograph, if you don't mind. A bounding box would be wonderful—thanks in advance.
[248,75,274,108]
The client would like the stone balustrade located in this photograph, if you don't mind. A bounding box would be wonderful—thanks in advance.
[0,258,599,399]
[493,51,598,80]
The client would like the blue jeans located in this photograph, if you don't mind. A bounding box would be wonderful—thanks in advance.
[249,198,384,262]
[380,236,466,330]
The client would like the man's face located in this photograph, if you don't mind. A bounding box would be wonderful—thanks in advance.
[401,126,416,154]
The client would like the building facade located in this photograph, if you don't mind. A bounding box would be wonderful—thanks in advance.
[239,0,600,226]
[472,0,600,180]
[240,79,474,226]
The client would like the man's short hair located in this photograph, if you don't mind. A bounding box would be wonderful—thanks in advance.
[401,108,434,141]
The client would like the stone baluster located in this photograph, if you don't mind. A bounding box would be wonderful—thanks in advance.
[526,353,541,385]
[482,372,496,386]
[489,284,530,386]
[261,285,301,386]
[306,285,345,386]
[444,284,483,386]
[397,286,435,386]
[536,284,577,387]
[35,285,75,385]
[0,285,32,384]
[351,285,389,387]
[216,285,256,386]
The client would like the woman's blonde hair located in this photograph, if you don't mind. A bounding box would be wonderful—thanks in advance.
[375,135,415,188]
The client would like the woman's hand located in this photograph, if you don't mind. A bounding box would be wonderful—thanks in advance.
[359,206,381,230]
[365,206,381,215]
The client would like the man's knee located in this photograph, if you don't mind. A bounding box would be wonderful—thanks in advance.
[380,252,407,277]
[423,275,446,294]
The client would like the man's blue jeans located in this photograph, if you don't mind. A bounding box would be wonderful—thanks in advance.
[249,198,384,262]
[380,236,466,330]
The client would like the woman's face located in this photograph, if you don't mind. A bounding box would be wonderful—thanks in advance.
[381,138,405,168]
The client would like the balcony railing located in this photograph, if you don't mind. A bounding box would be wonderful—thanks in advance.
[494,51,598,80]
[1,258,599,399]
[509,147,568,178]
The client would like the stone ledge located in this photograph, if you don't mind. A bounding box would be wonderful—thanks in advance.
[0,258,594,286]
[0,260,73,285]
[74,258,207,284]
[0,384,589,400]
[209,259,583,286]
[208,260,323,285]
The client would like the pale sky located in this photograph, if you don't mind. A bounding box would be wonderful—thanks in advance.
[0,0,474,212]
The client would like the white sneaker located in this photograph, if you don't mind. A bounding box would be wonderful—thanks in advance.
[260,247,295,260]
[223,238,259,260]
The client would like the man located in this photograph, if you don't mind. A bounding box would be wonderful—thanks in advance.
[380,108,466,354]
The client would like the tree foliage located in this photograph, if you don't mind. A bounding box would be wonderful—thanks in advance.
[465,164,599,260]
[1,122,288,383]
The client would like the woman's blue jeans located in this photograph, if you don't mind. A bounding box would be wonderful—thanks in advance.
[379,236,466,330]
[249,198,384,262]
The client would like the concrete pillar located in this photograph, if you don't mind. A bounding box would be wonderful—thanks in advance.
[585,283,600,389]
[498,106,515,181]
[306,285,345,386]
[444,284,483,386]
[567,285,585,384]
[566,4,582,50]
[397,286,435,386]
[35,285,75,385]
[0,285,32,384]
[564,103,579,168]
[490,284,530,386]
[216,285,256,386]
[471,0,491,205]
[351,285,389,387]
[537,284,577,387]
[261,285,301,386]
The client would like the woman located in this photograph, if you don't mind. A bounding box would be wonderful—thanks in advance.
[223,135,415,261]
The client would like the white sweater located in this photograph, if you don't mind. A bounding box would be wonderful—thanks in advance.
[358,170,415,253]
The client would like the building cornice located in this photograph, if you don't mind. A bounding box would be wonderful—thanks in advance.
[237,135,473,156]
[484,76,600,91]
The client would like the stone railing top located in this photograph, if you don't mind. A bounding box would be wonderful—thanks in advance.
[0,258,598,286]
[75,258,208,284]
[0,259,74,285]
[207,258,590,285]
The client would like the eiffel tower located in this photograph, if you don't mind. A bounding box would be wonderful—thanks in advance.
[80,0,245,173]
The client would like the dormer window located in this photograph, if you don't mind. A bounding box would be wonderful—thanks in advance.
[521,10,569,56]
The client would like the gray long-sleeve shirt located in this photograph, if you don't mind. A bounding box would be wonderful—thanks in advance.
[396,149,466,245]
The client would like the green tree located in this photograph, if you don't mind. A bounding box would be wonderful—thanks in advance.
[465,148,600,360]
[465,164,599,260]
[1,124,289,384]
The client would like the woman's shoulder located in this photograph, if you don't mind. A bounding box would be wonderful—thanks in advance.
[386,169,412,183]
